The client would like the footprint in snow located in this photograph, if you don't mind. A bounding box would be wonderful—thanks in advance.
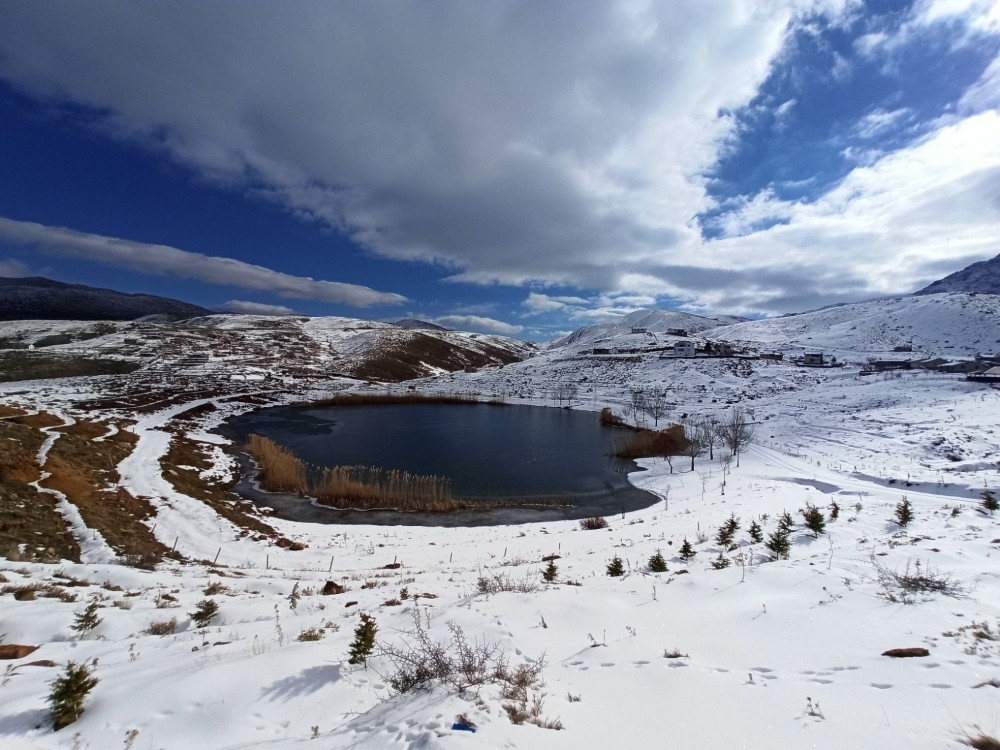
[633,660,650,666]
[929,683,952,689]
[871,683,893,689]
[600,662,615,667]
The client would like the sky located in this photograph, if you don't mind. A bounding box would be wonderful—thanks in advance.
[0,1,998,341]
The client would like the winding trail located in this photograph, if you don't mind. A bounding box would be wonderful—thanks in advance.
[29,409,118,564]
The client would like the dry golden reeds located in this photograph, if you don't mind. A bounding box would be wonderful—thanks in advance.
[244,434,467,512]
[612,424,687,459]
[303,392,480,408]
[244,434,309,493]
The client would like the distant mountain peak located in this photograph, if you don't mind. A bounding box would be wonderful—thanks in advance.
[915,253,1000,295]
[394,318,448,331]
[0,276,212,321]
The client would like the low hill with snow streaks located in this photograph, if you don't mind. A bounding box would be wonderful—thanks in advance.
[707,293,1000,358]
[550,308,741,350]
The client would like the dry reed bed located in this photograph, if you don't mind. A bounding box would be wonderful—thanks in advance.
[244,434,468,512]
[300,392,496,408]
[611,424,687,459]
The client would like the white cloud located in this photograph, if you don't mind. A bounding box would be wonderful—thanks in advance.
[0,1,846,297]
[0,257,31,277]
[431,315,524,335]
[523,292,589,313]
[704,110,1000,311]
[0,3,995,319]
[959,54,1000,112]
[0,217,406,307]
[854,108,912,139]
[220,300,297,316]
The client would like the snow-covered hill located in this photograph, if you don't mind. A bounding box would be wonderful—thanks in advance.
[550,308,742,350]
[0,276,212,321]
[708,292,1000,359]
[0,313,534,384]
[916,252,1000,295]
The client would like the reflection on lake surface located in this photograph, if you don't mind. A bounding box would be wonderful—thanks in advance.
[225,403,659,526]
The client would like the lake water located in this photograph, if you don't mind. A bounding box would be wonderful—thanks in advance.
[225,403,659,526]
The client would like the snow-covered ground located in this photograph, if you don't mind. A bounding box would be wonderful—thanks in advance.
[2,297,1000,749]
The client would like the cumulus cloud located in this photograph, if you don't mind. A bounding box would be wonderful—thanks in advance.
[431,315,524,335]
[0,2,838,296]
[0,257,31,277]
[699,111,1000,311]
[0,2,996,319]
[219,300,297,316]
[0,217,406,307]
[523,292,589,313]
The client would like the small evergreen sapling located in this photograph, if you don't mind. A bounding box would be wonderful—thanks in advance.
[606,555,625,577]
[542,558,558,583]
[764,528,791,560]
[710,552,731,570]
[747,520,763,544]
[894,496,913,527]
[47,660,98,730]
[777,511,795,534]
[715,514,740,549]
[648,550,668,573]
[828,501,840,521]
[348,613,377,666]
[981,487,998,515]
[678,538,696,562]
[71,600,102,636]
[801,504,826,538]
[190,599,219,628]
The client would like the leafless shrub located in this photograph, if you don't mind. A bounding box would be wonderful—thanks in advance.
[146,617,178,636]
[378,608,546,702]
[476,572,540,595]
[871,554,967,604]
[960,728,1000,750]
[203,581,228,596]
[296,627,325,642]
[579,516,608,530]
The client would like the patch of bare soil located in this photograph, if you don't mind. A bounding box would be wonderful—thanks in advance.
[160,432,277,540]
[0,351,141,382]
[0,419,82,563]
[350,331,522,382]
[40,420,171,568]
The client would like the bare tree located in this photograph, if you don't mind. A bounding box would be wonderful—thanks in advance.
[642,387,671,427]
[718,407,755,467]
[694,417,718,461]
[627,390,647,427]
[680,417,705,471]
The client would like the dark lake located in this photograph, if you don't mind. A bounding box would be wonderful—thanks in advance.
[225,403,659,526]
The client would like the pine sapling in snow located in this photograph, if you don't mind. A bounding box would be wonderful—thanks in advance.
[71,600,102,636]
[348,613,378,666]
[894,496,913,527]
[981,487,998,515]
[747,520,763,544]
[801,504,826,537]
[765,528,791,560]
[828,501,840,521]
[606,555,625,577]
[47,660,98,730]
[711,552,731,570]
[648,550,668,573]
[715,514,740,549]
[190,599,219,628]
[678,538,696,562]
[777,510,795,534]
[542,558,558,583]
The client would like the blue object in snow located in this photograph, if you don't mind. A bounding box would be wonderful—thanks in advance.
[451,722,477,733]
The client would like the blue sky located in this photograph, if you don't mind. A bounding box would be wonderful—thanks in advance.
[0,1,998,341]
